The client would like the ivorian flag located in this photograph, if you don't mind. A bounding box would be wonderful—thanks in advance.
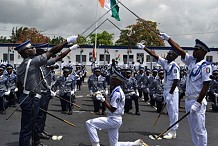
[92,47,96,60]
[116,54,120,61]
[99,0,120,21]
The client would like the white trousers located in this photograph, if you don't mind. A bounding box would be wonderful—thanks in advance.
[86,116,140,146]
[185,98,207,146]
[164,90,179,131]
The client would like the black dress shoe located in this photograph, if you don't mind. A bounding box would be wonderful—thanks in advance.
[42,130,53,137]
[61,111,67,114]
[68,110,72,115]
[135,111,140,115]
[39,132,50,140]
[2,110,6,115]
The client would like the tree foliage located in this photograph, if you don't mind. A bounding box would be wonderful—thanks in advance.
[115,19,164,46]
[16,28,49,44]
[89,31,114,46]
[48,36,65,45]
[0,36,10,43]
[1,27,114,46]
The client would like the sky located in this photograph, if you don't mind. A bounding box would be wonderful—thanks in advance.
[0,0,218,47]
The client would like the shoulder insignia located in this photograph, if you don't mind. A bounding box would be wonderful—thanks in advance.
[206,67,210,73]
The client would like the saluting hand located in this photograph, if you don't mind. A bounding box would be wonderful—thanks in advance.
[160,32,170,41]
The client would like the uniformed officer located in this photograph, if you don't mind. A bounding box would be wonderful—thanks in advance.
[122,68,140,115]
[86,70,148,146]
[101,65,110,85]
[145,68,151,77]
[135,66,150,102]
[5,64,17,107]
[151,69,165,113]
[88,67,107,115]
[75,64,83,90]
[53,66,76,115]
[15,35,78,146]
[68,65,77,103]
[0,65,10,115]
[148,68,158,106]
[208,70,218,111]
[35,44,79,139]
[160,32,212,146]
[137,43,180,139]
[178,69,187,108]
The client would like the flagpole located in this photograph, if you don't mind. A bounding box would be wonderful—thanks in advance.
[94,0,99,63]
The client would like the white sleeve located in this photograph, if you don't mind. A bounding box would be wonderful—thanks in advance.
[181,53,193,66]
[172,65,180,80]
[157,57,167,69]
[110,92,120,109]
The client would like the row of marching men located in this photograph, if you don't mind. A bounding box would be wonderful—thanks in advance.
[0,64,17,115]
[87,64,188,116]
[0,62,87,116]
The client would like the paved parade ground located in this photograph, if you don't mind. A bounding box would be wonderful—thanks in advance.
[1,79,218,146]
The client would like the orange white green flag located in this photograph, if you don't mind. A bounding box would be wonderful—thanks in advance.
[99,0,120,21]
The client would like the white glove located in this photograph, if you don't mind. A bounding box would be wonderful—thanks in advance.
[136,90,139,96]
[96,94,105,102]
[69,44,79,50]
[71,90,74,95]
[51,91,56,97]
[4,90,10,95]
[146,88,150,93]
[166,93,173,102]
[190,101,201,113]
[136,43,145,49]
[105,89,108,95]
[14,88,18,92]
[90,90,93,96]
[67,35,78,44]
[153,94,157,98]
[214,93,218,98]
[160,32,170,41]
[56,90,60,96]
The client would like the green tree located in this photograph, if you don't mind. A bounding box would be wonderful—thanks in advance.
[48,36,65,45]
[89,31,114,46]
[9,27,49,44]
[115,19,164,46]
[77,35,87,45]
[0,36,10,43]
[10,27,29,43]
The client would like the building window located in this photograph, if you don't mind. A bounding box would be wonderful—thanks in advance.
[99,54,110,62]
[3,54,7,61]
[89,52,93,62]
[10,54,14,61]
[146,55,156,62]
[206,56,213,62]
[3,53,14,61]
[123,55,134,64]
[76,55,86,63]
[136,53,144,63]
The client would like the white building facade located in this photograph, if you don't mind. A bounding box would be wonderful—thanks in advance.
[0,44,218,69]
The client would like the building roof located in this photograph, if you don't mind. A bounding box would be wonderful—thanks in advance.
[0,43,218,51]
